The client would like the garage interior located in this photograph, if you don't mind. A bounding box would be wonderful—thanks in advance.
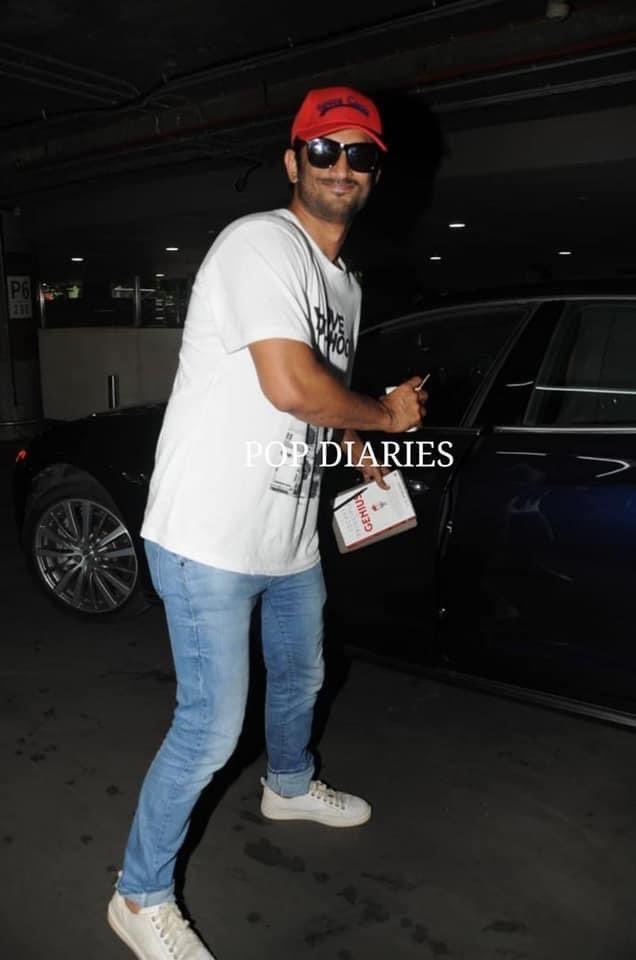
[2,0,636,425]
[2,3,636,958]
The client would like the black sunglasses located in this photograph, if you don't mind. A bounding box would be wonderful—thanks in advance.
[296,137,381,174]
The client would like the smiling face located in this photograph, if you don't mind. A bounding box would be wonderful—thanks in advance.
[285,128,379,227]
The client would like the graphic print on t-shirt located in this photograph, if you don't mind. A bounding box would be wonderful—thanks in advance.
[314,305,353,362]
[270,421,324,499]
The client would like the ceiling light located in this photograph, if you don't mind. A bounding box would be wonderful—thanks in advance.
[429,255,442,261]
[545,1,571,21]
[448,222,466,229]
[71,257,84,262]
[155,273,165,278]
[165,246,179,252]
[558,250,572,256]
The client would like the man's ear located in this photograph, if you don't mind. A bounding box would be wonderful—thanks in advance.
[373,166,382,186]
[284,147,299,184]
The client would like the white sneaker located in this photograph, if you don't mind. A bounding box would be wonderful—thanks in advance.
[260,778,371,827]
[107,891,215,960]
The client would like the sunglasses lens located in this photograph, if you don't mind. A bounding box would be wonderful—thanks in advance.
[346,143,379,173]
[306,139,340,168]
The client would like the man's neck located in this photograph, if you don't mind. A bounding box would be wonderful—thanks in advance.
[288,199,349,263]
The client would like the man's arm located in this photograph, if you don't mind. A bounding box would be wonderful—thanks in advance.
[248,339,426,434]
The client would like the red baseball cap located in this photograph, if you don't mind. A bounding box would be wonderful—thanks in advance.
[291,86,387,151]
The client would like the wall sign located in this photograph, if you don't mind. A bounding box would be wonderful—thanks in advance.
[7,276,32,319]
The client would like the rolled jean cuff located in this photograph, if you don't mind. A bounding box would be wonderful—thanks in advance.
[265,762,313,798]
[116,877,175,908]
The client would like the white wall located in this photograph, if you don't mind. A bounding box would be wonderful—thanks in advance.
[39,327,182,419]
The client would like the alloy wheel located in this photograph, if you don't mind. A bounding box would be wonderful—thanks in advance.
[34,497,138,614]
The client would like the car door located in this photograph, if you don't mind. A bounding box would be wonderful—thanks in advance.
[319,302,528,664]
[441,297,636,712]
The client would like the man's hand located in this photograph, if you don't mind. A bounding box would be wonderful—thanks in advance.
[379,376,428,433]
[340,429,391,490]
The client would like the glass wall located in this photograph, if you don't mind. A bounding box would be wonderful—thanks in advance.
[39,276,191,328]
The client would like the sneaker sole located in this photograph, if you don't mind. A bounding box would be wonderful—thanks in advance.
[260,802,371,827]
[107,903,149,960]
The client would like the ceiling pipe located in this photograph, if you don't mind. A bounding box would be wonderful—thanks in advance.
[416,37,636,95]
[0,0,508,134]
[432,67,636,112]
[0,41,139,100]
[0,60,128,105]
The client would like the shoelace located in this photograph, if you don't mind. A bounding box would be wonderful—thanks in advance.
[150,902,205,960]
[309,780,346,810]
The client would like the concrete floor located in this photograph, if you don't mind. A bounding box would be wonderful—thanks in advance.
[2,435,635,960]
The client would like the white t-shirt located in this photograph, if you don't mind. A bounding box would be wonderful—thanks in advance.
[141,208,361,574]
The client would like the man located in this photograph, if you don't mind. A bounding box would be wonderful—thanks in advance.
[108,85,427,960]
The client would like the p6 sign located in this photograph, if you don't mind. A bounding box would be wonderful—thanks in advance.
[7,276,32,319]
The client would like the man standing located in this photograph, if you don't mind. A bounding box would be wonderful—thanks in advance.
[108,85,426,960]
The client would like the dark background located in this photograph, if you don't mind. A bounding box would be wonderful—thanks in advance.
[2,0,636,319]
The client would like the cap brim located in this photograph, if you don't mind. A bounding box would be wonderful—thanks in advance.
[294,121,388,152]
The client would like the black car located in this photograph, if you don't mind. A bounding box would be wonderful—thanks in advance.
[14,286,636,725]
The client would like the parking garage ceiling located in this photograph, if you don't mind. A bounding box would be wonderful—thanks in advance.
[2,0,636,299]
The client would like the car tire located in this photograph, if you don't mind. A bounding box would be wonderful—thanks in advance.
[22,472,150,620]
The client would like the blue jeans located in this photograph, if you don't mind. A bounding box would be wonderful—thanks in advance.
[117,541,326,907]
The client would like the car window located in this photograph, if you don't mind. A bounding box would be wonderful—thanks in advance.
[525,301,636,427]
[473,300,563,427]
[353,306,526,427]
